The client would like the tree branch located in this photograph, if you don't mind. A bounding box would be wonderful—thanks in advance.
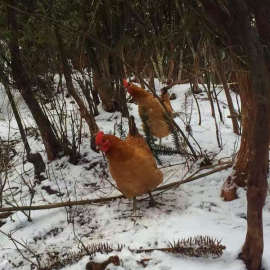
[0,162,232,213]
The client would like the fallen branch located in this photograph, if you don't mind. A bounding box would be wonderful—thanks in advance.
[154,162,232,192]
[39,235,225,270]
[0,195,124,213]
[0,162,232,213]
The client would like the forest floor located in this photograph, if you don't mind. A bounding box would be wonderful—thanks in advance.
[0,81,270,270]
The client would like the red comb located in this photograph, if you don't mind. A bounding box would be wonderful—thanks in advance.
[95,131,104,145]
[123,79,129,88]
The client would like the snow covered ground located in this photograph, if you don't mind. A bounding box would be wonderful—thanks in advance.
[0,81,270,270]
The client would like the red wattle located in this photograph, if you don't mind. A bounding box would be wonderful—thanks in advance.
[123,79,129,88]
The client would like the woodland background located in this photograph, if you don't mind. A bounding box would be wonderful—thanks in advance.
[0,1,270,270]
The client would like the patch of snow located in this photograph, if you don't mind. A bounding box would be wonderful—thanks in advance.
[0,79,268,270]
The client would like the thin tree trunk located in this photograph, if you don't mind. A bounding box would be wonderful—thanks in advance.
[167,43,175,82]
[93,70,115,112]
[148,68,155,90]
[202,77,222,148]
[212,81,224,124]
[54,26,99,140]
[118,80,129,118]
[1,78,45,179]
[221,72,254,202]
[6,1,65,161]
[76,73,97,117]
[177,48,184,82]
[216,59,240,135]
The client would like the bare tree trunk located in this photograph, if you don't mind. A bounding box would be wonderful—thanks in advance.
[6,1,65,161]
[1,76,45,179]
[199,1,270,269]
[148,68,155,90]
[235,2,270,269]
[117,81,129,118]
[212,81,224,124]
[216,65,240,135]
[167,44,175,82]
[177,47,184,82]
[221,72,255,201]
[54,26,99,141]
[226,70,252,186]
[236,71,269,269]
[93,70,115,112]
[86,70,100,113]
[201,75,222,148]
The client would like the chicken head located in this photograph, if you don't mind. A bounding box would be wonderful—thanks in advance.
[123,79,133,94]
[95,131,111,152]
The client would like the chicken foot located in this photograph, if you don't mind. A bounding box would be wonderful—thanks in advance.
[131,194,162,212]
[148,192,163,208]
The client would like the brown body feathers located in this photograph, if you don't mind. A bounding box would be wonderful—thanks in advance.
[95,119,163,199]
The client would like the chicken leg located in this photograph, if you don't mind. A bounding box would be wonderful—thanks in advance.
[148,192,156,207]
[133,197,137,212]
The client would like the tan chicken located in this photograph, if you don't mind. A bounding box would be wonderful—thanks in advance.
[95,116,163,210]
[123,80,171,139]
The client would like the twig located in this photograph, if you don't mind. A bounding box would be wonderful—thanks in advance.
[0,162,232,213]
[0,229,41,268]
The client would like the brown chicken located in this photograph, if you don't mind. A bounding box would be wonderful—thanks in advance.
[123,80,171,139]
[95,116,163,210]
